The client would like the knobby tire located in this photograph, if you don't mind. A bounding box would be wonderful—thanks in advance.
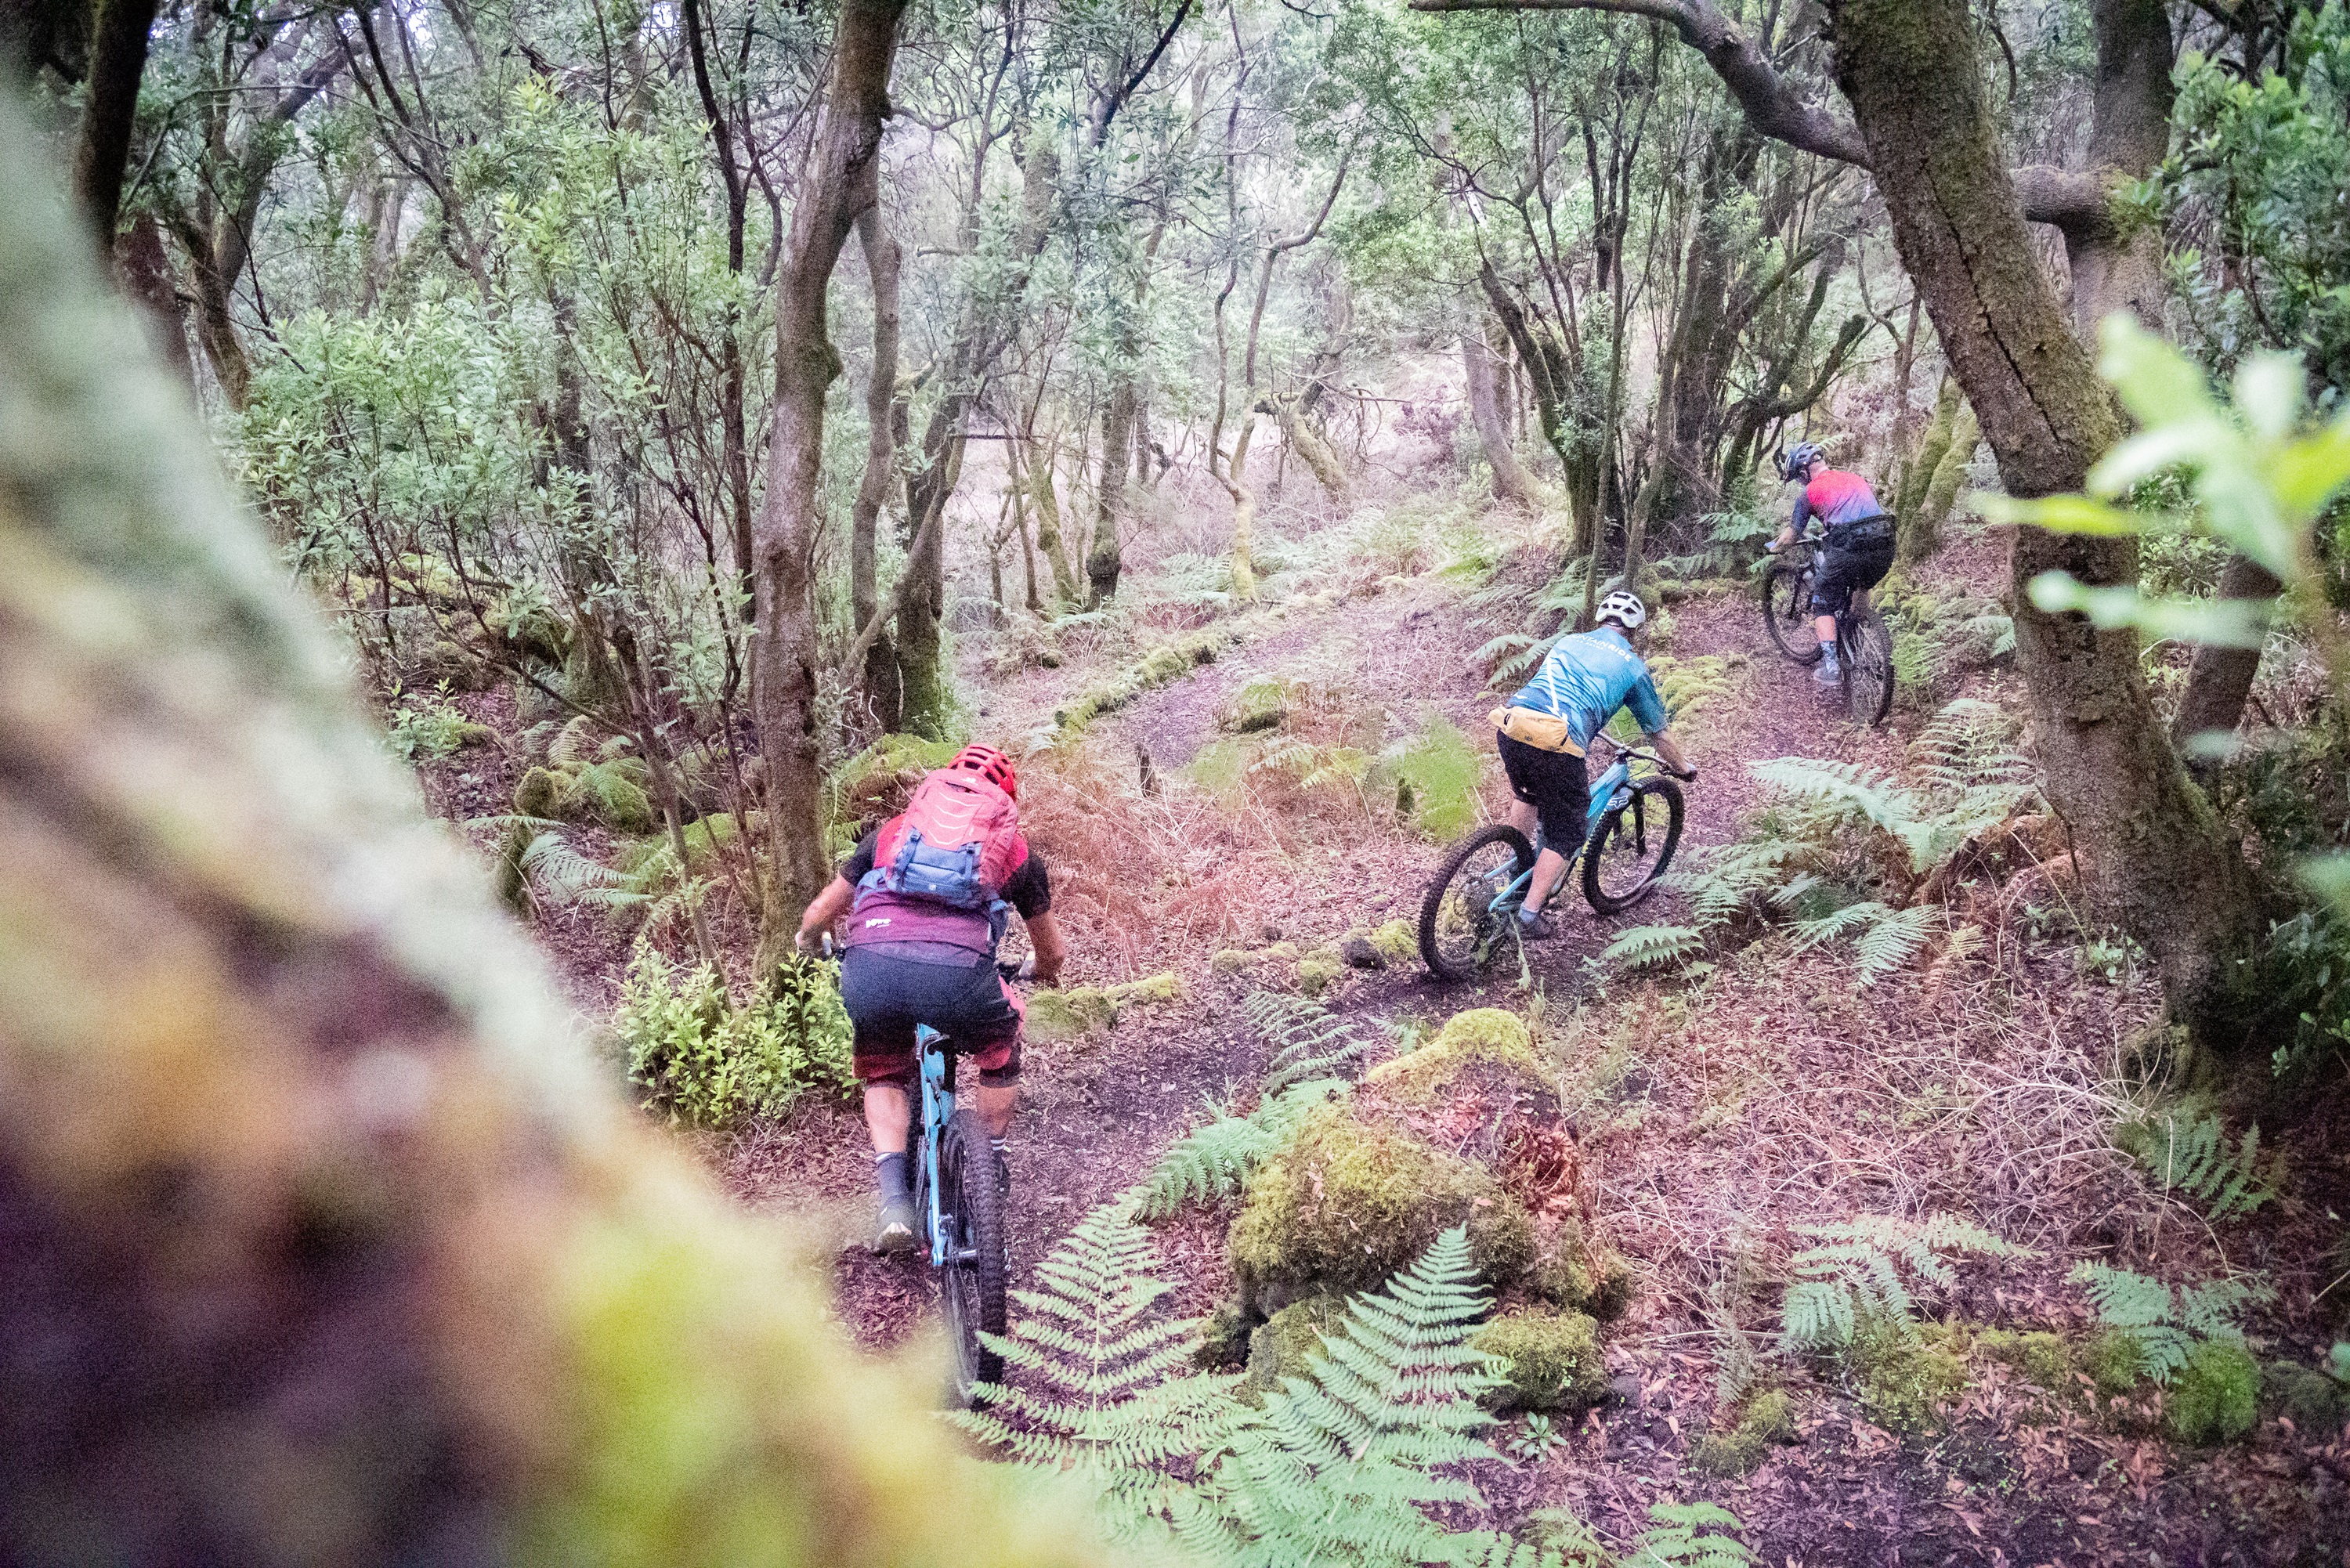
[1419,823,1535,981]
[938,1108,1007,1407]
[1581,779,1686,916]
[1761,559,1821,665]
[1843,609,1894,728]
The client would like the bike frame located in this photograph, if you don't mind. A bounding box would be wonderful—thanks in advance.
[1482,748,1648,919]
[913,1023,959,1270]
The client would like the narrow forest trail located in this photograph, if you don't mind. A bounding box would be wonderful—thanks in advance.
[718,511,2348,1564]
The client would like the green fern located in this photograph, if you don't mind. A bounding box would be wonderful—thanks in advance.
[1246,989,1369,1093]
[2070,1263,2274,1386]
[2119,1104,2276,1218]
[1781,1214,2029,1352]
[1626,1502,1758,1568]
[953,1201,1239,1537]
[1136,1081,1347,1221]
[1199,1226,1506,1568]
[1603,924,1708,972]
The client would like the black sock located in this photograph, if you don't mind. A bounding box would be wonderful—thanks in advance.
[875,1151,910,1201]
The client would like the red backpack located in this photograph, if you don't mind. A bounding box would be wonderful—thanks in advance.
[860,768,1025,910]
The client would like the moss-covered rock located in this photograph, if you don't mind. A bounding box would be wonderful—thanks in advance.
[2081,1329,2146,1397]
[515,766,565,819]
[1246,1295,1347,1393]
[1365,1008,1547,1107]
[1978,1328,2073,1392]
[1368,919,1419,967]
[1024,973,1180,1043]
[1689,1388,1796,1477]
[486,593,570,667]
[1196,1302,1254,1371]
[1473,1309,1606,1413]
[2167,1340,2261,1445]
[1221,677,1293,734]
[2264,1360,2349,1435]
[1531,1223,1634,1321]
[455,721,498,750]
[1228,1104,1536,1313]
[1209,948,1258,977]
[1851,1321,1968,1436]
[1294,951,1343,998]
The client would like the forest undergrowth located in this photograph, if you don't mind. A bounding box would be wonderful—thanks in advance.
[406,471,2350,1565]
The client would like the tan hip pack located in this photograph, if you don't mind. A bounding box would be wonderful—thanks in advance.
[1490,706,1585,757]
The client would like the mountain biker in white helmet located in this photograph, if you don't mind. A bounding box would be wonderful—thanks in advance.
[1488,589,1697,939]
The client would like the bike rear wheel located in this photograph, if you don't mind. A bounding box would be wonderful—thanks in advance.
[1419,823,1535,981]
[1842,609,1895,728]
[1581,779,1686,915]
[1761,560,1821,665]
[938,1107,1007,1407]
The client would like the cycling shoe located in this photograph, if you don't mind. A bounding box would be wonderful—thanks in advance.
[873,1195,919,1255]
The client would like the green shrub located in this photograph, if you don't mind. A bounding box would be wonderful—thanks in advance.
[616,948,854,1129]
[1374,714,1483,840]
[387,693,485,760]
[2166,1339,2261,1445]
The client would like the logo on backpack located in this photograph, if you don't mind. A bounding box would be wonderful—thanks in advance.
[862,769,1025,910]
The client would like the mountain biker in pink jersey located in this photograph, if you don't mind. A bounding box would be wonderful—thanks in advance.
[795,745,1068,1253]
[1768,443,1897,685]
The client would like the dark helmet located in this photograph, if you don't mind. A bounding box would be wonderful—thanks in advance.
[1783,442,1828,482]
[947,743,1018,800]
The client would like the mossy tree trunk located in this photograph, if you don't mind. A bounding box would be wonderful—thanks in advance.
[1831,0,2268,1051]
[0,90,1112,1567]
[751,0,908,959]
[848,206,906,730]
[1463,318,1538,508]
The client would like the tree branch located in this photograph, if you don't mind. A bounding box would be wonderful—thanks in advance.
[1409,0,2119,234]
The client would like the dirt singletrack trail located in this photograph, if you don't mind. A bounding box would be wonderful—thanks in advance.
[729,552,1911,1359]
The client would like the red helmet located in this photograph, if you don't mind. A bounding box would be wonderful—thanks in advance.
[947,743,1018,800]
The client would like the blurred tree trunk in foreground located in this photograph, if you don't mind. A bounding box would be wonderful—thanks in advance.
[0,93,1106,1568]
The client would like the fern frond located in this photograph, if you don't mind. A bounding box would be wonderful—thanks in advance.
[2067,1262,2272,1386]
[1603,924,1708,971]
[1246,990,1369,1093]
[1781,1215,2028,1352]
[1135,1080,1346,1221]
[2124,1104,2278,1218]
[1628,1501,1759,1568]
[1853,905,1940,985]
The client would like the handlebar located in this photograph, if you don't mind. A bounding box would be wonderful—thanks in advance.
[1614,744,1697,783]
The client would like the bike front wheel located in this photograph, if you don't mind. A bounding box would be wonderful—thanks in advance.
[1761,559,1821,665]
[1581,779,1686,916]
[938,1108,1007,1407]
[1419,823,1535,981]
[1842,609,1895,728]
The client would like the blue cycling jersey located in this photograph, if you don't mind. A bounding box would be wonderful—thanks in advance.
[1506,627,1670,752]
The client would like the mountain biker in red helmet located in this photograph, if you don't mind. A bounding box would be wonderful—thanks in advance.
[1767,442,1896,685]
[795,744,1066,1253]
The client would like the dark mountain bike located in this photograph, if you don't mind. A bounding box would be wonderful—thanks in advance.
[1419,744,1688,981]
[1758,531,1895,728]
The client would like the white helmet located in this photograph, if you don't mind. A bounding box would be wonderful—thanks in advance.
[1595,589,1648,632]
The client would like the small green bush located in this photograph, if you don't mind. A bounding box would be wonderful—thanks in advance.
[2165,1339,2261,1445]
[616,947,854,1129]
[386,694,484,760]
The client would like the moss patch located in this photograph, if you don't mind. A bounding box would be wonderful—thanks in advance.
[1532,1224,1634,1321]
[1294,952,1343,998]
[1229,1104,1536,1310]
[1246,1295,1347,1393]
[1056,630,1232,733]
[2167,1340,2261,1445]
[1368,919,1419,966]
[1025,973,1181,1043]
[2081,1329,2146,1397]
[1689,1388,1796,1477]
[1365,1008,1546,1107]
[1851,1321,1969,1437]
[1473,1309,1606,1413]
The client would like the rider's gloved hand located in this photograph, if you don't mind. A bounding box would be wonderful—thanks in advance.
[1764,540,1781,555]
[1018,955,1038,982]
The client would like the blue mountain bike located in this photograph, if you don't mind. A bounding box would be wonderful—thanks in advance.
[909,1019,1009,1407]
[1418,744,1687,981]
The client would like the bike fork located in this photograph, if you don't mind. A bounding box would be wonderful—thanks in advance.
[920,1042,955,1269]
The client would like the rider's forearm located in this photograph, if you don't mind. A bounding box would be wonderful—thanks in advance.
[1025,911,1068,985]
[797,876,854,937]
[1647,731,1694,777]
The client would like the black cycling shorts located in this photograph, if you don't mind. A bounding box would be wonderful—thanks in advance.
[839,945,1024,1086]
[1496,732,1591,852]
[1811,535,1896,616]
